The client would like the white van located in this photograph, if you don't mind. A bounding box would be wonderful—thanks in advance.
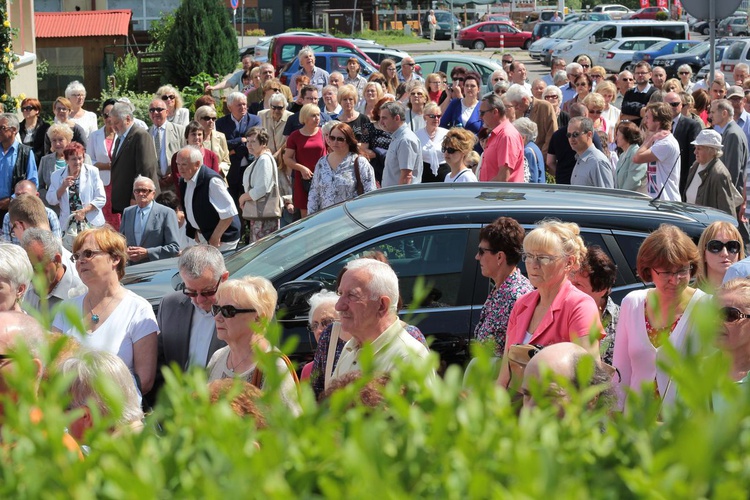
[550,20,689,62]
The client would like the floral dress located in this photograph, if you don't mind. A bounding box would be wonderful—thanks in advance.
[473,268,533,356]
[306,153,377,214]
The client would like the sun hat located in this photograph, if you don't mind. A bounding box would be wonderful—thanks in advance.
[690,129,723,149]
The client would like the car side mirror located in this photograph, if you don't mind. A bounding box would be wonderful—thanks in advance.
[276,280,326,320]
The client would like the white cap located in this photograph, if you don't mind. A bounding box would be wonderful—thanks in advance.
[690,129,723,149]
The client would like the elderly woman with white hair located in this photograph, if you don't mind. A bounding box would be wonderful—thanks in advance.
[682,129,740,215]
[300,290,340,380]
[487,69,508,94]
[0,243,32,312]
[207,277,300,413]
[513,117,546,183]
[258,93,293,154]
[677,64,695,94]
[416,101,449,183]
[61,349,145,442]
[543,85,569,128]
[155,85,190,126]
[65,80,98,138]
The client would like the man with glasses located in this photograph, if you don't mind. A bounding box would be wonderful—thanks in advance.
[246,63,293,107]
[543,58,566,86]
[148,98,185,193]
[547,103,605,184]
[152,245,228,402]
[258,93,293,155]
[2,181,59,244]
[501,53,514,71]
[621,62,656,126]
[398,56,424,84]
[664,92,701,194]
[614,70,635,110]
[560,62,583,106]
[568,117,614,188]
[120,175,179,264]
[478,93,524,182]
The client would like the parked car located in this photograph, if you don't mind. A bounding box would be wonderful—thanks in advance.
[268,34,378,70]
[531,21,568,43]
[720,39,750,83]
[719,15,749,37]
[579,13,613,21]
[456,21,533,50]
[625,7,669,20]
[521,10,557,32]
[631,39,702,65]
[359,46,409,65]
[595,37,669,73]
[422,10,462,40]
[279,52,377,88]
[406,54,503,85]
[528,22,593,63]
[480,14,515,27]
[121,184,735,365]
[653,39,732,78]
[693,20,711,35]
[591,4,633,19]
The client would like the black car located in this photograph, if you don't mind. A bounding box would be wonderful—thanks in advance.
[122,184,735,365]
[531,21,568,43]
[653,39,733,78]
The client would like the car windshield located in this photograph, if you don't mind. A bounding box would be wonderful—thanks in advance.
[648,41,670,51]
[551,23,586,39]
[725,41,747,60]
[685,41,709,54]
[223,204,364,280]
[570,24,600,40]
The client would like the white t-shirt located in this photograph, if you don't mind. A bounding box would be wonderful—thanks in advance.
[684,163,707,204]
[53,289,158,372]
[460,100,478,125]
[444,169,477,183]
[647,134,681,201]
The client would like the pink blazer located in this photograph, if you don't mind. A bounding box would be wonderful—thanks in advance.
[505,279,604,351]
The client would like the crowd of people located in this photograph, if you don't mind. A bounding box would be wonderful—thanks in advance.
[2,48,750,443]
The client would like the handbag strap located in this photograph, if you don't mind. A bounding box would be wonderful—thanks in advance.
[324,322,342,390]
[353,155,364,196]
[249,152,279,196]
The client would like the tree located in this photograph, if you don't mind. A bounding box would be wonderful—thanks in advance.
[162,0,237,88]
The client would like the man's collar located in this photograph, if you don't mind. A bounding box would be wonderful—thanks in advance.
[137,201,154,210]
[188,166,202,183]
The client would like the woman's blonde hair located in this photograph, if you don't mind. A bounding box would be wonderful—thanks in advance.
[696,221,745,284]
[594,80,616,99]
[663,78,684,93]
[337,84,358,104]
[582,92,605,110]
[523,219,587,270]
[155,85,184,109]
[299,103,321,124]
[216,277,277,320]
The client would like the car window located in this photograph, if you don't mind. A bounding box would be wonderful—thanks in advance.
[280,44,301,64]
[611,233,643,278]
[444,61,471,78]
[307,228,472,308]
[648,41,670,51]
[337,46,357,55]
[651,25,687,39]
[725,42,746,60]
[619,41,635,51]
[675,43,693,53]
[479,24,497,33]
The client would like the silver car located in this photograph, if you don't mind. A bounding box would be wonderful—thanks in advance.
[595,37,669,73]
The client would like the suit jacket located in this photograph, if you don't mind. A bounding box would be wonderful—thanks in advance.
[148,121,186,178]
[120,201,181,261]
[528,97,558,159]
[673,115,702,194]
[439,98,483,134]
[720,121,749,193]
[110,125,160,212]
[215,113,262,200]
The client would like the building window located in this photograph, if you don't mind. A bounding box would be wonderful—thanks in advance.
[108,0,181,30]
[33,0,62,11]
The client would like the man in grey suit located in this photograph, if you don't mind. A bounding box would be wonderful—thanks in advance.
[150,245,227,402]
[121,175,180,264]
[148,98,185,192]
[711,98,748,194]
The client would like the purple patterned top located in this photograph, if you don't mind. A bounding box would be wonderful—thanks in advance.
[474,268,533,356]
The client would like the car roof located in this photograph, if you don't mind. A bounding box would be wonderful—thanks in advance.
[412,54,503,67]
[343,183,732,230]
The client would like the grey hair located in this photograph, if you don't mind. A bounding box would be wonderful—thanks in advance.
[0,113,19,130]
[269,92,288,107]
[566,62,583,75]
[344,258,400,313]
[648,90,666,103]
[677,64,692,76]
[551,57,566,68]
[424,101,440,115]
[619,70,633,80]
[736,63,749,73]
[543,85,563,101]
[110,102,134,121]
[298,46,315,60]
[308,290,339,320]
[0,243,33,290]
[226,92,247,108]
[493,81,511,95]
[381,101,406,121]
[259,62,274,72]
[490,69,507,81]
[570,116,594,134]
[513,117,538,143]
[178,244,226,281]
[482,92,507,116]
[505,84,532,104]
[329,71,344,81]
[65,80,86,98]
[60,349,145,428]
[714,98,735,118]
[133,175,155,191]
[21,227,62,262]
[179,145,204,164]
[194,105,216,121]
[553,70,568,87]
[321,120,341,136]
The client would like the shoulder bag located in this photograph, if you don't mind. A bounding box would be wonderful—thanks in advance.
[242,152,283,220]
[353,155,364,196]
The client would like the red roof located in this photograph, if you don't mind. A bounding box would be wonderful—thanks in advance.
[35,10,132,38]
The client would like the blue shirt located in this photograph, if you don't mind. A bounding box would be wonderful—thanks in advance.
[560,82,577,105]
[0,142,38,199]
[724,257,750,283]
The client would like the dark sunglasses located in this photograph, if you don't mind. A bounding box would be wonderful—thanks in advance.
[442,147,459,154]
[707,239,742,254]
[426,113,442,119]
[580,64,590,68]
[679,71,690,75]
[566,131,585,138]
[588,109,602,114]
[721,306,750,323]
[211,304,257,318]
[70,249,106,262]
[21,106,36,111]
[102,112,110,119]
[502,60,513,64]
[452,77,465,82]
[182,278,221,298]
[271,105,285,111]
[162,95,176,101]
[476,246,497,256]
[403,62,415,66]
[328,135,347,143]
[200,116,217,121]
[667,102,681,107]
[149,107,166,113]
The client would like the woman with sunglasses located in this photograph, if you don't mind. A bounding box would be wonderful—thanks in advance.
[441,127,478,183]
[613,224,705,409]
[440,71,483,135]
[87,98,121,228]
[562,74,593,114]
[155,85,189,126]
[207,277,300,414]
[416,101,449,183]
[300,290,339,381]
[406,84,428,132]
[677,65,695,95]
[695,221,745,292]
[497,219,603,389]
[19,98,50,167]
[683,129,740,216]
[52,227,158,396]
[195,105,230,172]
[542,85,568,128]
[307,122,376,214]
[258,93,293,155]
[716,279,750,387]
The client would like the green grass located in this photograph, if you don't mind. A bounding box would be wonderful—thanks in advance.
[351,29,431,46]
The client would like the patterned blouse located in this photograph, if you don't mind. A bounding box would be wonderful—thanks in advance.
[310,322,427,400]
[473,268,533,356]
[600,296,620,366]
[307,153,377,214]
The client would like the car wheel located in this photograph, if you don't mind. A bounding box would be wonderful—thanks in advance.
[621,62,632,72]
[473,40,486,50]
[701,26,709,35]
[523,39,531,50]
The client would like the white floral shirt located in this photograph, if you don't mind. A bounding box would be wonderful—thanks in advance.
[307,153,377,214]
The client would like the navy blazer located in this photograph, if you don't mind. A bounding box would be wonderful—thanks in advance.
[439,98,483,135]
[215,113,261,201]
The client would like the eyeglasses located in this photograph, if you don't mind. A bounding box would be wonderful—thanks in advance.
[566,131,585,138]
[721,306,750,323]
[651,267,692,279]
[55,108,70,113]
[544,95,559,100]
[667,102,681,107]
[479,109,490,117]
[133,188,154,194]
[329,135,347,143]
[21,106,35,111]
[410,92,425,97]
[211,304,257,318]
[707,239,742,254]
[102,112,110,119]
[679,72,690,75]
[162,95,176,101]
[0,126,14,132]
[621,77,634,81]
[502,60,513,64]
[271,105,285,111]
[200,116,217,121]
[580,64,590,69]
[442,147,459,154]
[70,249,106,263]
[575,82,589,87]
[426,113,442,119]
[476,246,498,256]
[182,278,221,298]
[308,317,334,333]
[522,253,562,266]
[590,74,603,79]
[634,72,650,76]
[149,107,166,113]
[269,88,281,93]
[403,62,415,66]
[588,109,603,115]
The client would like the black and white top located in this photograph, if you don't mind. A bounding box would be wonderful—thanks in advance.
[307,153,377,214]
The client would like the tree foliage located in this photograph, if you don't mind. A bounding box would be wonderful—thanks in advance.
[162,0,238,88]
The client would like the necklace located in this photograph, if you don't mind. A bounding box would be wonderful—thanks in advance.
[88,292,118,327]
[227,350,252,372]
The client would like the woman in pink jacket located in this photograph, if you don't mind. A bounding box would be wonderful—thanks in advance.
[497,219,603,389]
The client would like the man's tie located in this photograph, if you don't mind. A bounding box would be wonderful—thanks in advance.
[134,207,145,246]
[154,128,163,174]
[113,136,121,159]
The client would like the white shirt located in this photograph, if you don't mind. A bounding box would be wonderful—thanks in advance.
[647,134,681,201]
[684,163,707,204]
[184,168,239,232]
[444,169,477,183]
[188,306,216,368]
[416,127,448,176]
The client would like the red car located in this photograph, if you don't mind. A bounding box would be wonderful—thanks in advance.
[457,21,533,51]
[481,14,516,27]
[627,7,668,20]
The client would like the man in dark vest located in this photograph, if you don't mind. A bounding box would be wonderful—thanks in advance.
[0,113,37,221]
[620,61,657,126]
[176,146,241,250]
